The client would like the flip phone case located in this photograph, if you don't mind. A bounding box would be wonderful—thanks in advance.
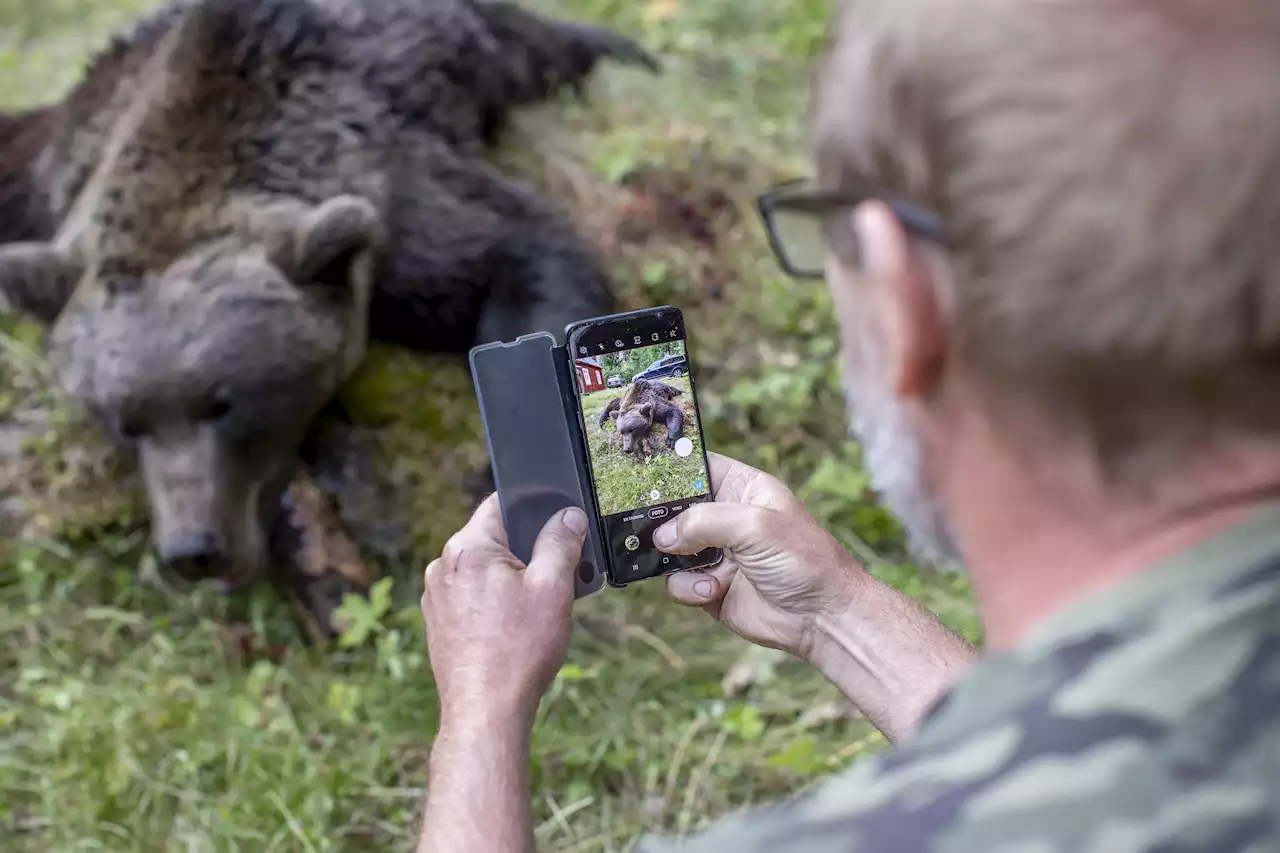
[468,332,608,599]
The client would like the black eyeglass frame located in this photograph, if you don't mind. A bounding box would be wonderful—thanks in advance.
[755,178,944,280]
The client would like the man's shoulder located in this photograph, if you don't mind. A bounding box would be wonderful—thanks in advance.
[636,517,1280,853]
[635,589,1280,853]
[636,698,1279,853]
[630,715,1141,853]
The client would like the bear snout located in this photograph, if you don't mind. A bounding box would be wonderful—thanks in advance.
[158,528,234,585]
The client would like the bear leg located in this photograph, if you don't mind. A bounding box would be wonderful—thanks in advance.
[664,404,686,448]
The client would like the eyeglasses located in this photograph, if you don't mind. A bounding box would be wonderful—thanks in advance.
[755,178,944,280]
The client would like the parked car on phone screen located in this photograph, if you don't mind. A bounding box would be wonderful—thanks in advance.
[632,353,687,382]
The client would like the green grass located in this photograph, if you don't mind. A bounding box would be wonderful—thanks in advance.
[0,0,982,850]
[581,376,710,516]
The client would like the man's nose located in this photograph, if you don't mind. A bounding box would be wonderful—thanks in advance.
[158,530,229,582]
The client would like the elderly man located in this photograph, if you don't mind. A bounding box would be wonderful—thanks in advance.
[415,0,1280,850]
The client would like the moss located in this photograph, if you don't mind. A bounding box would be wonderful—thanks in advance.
[337,347,490,567]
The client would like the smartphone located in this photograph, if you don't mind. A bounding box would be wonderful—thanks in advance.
[565,306,722,587]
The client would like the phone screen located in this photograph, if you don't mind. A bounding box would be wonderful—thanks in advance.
[568,308,721,585]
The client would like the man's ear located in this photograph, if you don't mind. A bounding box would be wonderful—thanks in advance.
[273,195,384,293]
[0,242,84,325]
[851,201,947,397]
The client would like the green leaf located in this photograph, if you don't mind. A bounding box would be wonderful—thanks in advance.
[232,696,261,729]
[245,661,276,699]
[557,663,600,683]
[377,629,407,681]
[764,737,826,775]
[335,588,385,648]
[642,259,670,285]
[368,577,394,618]
[720,702,765,741]
[326,681,361,726]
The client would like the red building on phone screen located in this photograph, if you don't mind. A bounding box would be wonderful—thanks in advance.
[575,356,605,392]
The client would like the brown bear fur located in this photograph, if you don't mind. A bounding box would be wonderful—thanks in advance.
[0,106,56,244]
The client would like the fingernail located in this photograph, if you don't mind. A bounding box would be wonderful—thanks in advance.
[693,579,714,599]
[563,507,588,536]
[653,522,675,548]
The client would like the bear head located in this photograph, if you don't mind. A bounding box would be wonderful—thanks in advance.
[0,195,383,590]
[616,403,655,455]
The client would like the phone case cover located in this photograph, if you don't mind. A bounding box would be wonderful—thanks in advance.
[469,333,607,599]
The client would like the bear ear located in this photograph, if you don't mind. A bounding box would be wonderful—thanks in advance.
[0,242,84,325]
[639,402,653,418]
[273,195,384,294]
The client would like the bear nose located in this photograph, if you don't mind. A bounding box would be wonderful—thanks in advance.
[159,531,229,582]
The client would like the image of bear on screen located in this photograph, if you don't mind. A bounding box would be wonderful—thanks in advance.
[579,341,710,517]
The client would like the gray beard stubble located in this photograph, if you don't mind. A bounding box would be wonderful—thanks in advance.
[843,333,966,571]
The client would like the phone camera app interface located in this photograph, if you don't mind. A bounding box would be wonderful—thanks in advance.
[575,320,716,582]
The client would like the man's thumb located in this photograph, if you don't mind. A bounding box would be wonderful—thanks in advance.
[526,506,589,591]
[652,503,769,558]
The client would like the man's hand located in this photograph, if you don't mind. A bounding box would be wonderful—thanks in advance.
[655,453,977,742]
[417,494,587,853]
[654,452,863,662]
[422,493,587,725]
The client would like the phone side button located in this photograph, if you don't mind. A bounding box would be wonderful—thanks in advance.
[648,507,669,519]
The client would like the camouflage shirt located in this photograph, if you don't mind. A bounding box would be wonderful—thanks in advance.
[636,504,1280,852]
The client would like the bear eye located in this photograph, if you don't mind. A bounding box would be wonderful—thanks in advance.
[203,396,233,423]
[118,417,147,441]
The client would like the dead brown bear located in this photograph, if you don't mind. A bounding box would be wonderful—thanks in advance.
[0,0,658,636]
[599,378,686,458]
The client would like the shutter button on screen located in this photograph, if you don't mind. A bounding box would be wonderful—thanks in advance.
[625,534,640,551]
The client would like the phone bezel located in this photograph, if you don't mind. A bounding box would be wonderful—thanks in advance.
[565,306,724,588]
